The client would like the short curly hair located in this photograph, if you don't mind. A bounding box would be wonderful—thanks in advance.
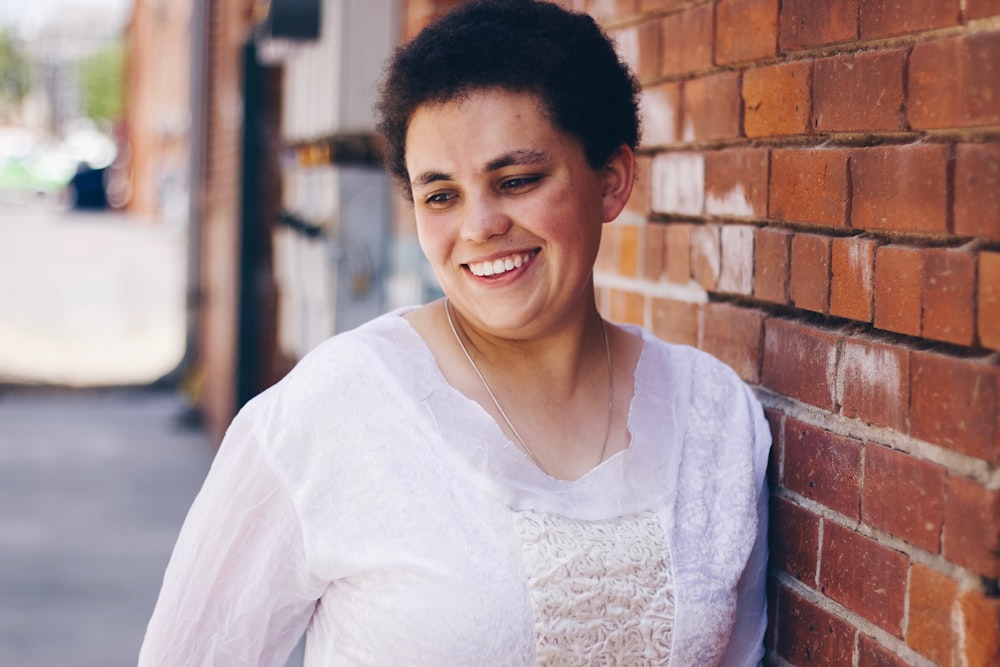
[375,0,641,196]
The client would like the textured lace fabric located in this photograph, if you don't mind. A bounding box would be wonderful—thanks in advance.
[513,509,674,665]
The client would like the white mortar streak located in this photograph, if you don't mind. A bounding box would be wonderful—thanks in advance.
[593,271,709,303]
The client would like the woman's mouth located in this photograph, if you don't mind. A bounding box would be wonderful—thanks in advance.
[465,250,537,277]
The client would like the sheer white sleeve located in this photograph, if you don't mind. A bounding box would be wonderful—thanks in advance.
[138,402,325,666]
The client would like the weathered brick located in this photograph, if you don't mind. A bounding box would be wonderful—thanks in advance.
[609,288,644,326]
[754,227,790,304]
[959,589,1000,667]
[911,351,998,462]
[770,497,819,586]
[873,245,923,337]
[716,0,778,65]
[813,49,907,132]
[909,33,1000,129]
[639,0,686,10]
[907,564,957,666]
[701,302,764,382]
[850,144,949,234]
[651,152,704,216]
[642,223,665,281]
[743,61,812,137]
[658,5,713,77]
[954,143,1000,240]
[981,251,1000,351]
[665,223,691,284]
[922,248,976,346]
[862,445,944,551]
[629,18,660,83]
[790,233,831,313]
[840,337,909,431]
[966,0,1000,19]
[820,521,908,636]
[618,224,640,278]
[776,586,856,665]
[944,477,1000,578]
[770,149,850,227]
[705,148,769,219]
[596,223,620,273]
[690,224,720,291]
[779,0,858,51]
[718,225,754,296]
[588,0,639,23]
[641,83,681,147]
[682,71,742,142]
[650,297,698,346]
[830,236,877,322]
[858,634,913,667]
[860,0,961,39]
[626,154,652,217]
[762,319,841,410]
[784,418,862,518]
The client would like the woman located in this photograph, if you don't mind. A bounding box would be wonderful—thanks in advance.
[139,1,770,664]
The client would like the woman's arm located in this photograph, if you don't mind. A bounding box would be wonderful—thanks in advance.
[138,406,325,666]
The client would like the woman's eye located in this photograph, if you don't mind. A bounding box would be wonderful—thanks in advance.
[423,192,456,207]
[500,176,540,191]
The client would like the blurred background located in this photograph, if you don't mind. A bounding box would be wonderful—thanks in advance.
[0,0,460,664]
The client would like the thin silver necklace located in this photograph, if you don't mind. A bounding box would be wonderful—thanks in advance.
[444,298,614,477]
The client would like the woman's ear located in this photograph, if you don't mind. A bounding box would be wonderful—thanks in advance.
[600,144,637,223]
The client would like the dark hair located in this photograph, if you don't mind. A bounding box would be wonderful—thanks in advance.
[375,0,641,195]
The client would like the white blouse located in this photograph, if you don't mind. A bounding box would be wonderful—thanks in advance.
[139,310,771,666]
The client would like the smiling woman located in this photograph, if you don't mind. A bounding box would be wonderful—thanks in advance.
[138,2,771,665]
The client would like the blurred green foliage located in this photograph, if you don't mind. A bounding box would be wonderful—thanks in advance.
[0,31,31,113]
[80,43,123,122]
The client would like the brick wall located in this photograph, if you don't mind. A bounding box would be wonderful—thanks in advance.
[587,0,1000,664]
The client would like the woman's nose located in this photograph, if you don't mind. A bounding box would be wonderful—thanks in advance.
[460,196,512,242]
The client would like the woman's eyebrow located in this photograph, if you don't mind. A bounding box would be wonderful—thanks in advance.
[484,150,550,173]
[411,170,452,189]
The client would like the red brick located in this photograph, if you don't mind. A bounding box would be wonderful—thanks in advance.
[597,223,619,273]
[830,237,877,322]
[681,72,741,142]
[690,224,720,291]
[743,61,812,138]
[862,445,945,551]
[981,252,1000,351]
[770,149,850,227]
[922,248,976,345]
[658,6,713,77]
[587,0,638,22]
[820,521,908,635]
[784,419,861,518]
[959,589,1000,667]
[619,18,660,84]
[638,0,686,10]
[641,83,681,147]
[860,0,961,39]
[665,223,691,284]
[701,302,764,382]
[851,144,949,234]
[770,497,819,586]
[858,634,913,667]
[955,143,1000,241]
[762,319,841,410]
[705,148,769,219]
[650,297,698,346]
[840,337,909,431]
[813,50,907,132]
[642,223,665,281]
[909,33,1000,129]
[790,233,831,313]
[716,0,777,65]
[907,564,957,666]
[626,154,652,217]
[609,288,644,326]
[718,225,754,296]
[776,587,856,665]
[967,0,1000,19]
[911,351,998,461]
[944,477,1000,578]
[754,228,790,304]
[619,225,640,277]
[873,245,923,337]
[779,0,858,51]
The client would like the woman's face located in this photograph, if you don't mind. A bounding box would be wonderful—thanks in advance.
[405,88,633,339]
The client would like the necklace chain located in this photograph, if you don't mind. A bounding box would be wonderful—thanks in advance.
[444,299,614,477]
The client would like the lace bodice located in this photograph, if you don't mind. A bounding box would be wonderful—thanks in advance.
[139,309,771,666]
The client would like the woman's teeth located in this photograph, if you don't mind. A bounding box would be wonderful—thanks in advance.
[467,252,533,277]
